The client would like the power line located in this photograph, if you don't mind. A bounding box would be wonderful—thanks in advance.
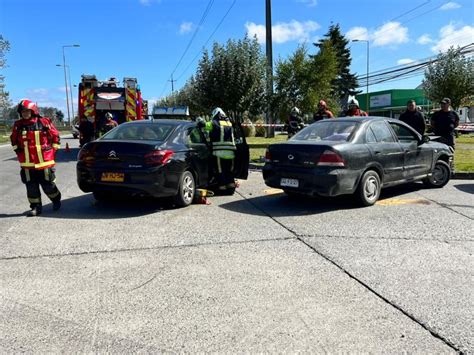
[158,0,215,98]
[176,0,237,82]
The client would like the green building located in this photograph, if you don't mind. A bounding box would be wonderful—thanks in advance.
[356,89,433,117]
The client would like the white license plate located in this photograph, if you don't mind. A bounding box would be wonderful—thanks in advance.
[280,178,299,188]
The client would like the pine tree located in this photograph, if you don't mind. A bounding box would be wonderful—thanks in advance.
[315,24,358,105]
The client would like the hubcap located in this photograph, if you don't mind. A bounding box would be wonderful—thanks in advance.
[431,164,447,185]
[182,175,194,203]
[364,176,378,201]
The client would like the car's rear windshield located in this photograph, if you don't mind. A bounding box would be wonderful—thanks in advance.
[293,121,359,142]
[101,123,175,141]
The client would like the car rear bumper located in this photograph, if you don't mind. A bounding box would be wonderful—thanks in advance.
[262,164,361,197]
[76,163,180,198]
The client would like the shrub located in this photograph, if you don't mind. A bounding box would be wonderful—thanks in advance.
[242,120,256,137]
[254,119,266,137]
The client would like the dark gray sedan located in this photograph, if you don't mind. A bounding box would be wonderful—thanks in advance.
[263,117,453,206]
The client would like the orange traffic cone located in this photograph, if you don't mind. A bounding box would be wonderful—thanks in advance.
[65,142,70,153]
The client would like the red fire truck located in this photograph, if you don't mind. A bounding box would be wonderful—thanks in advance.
[78,75,146,135]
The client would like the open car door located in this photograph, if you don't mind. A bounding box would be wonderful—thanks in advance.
[232,119,249,179]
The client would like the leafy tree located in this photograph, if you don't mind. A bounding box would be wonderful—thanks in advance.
[274,45,308,116]
[193,35,266,118]
[315,24,358,105]
[273,41,339,120]
[0,35,11,119]
[422,46,474,110]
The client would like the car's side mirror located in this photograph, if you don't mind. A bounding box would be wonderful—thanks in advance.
[419,135,430,145]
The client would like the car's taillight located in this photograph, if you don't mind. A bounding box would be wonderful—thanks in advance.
[78,149,95,164]
[265,149,272,162]
[144,149,174,166]
[317,150,345,167]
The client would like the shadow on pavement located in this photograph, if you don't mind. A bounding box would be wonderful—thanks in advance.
[31,194,173,220]
[221,182,426,217]
[453,183,474,194]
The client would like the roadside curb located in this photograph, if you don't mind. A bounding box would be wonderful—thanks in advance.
[250,163,474,180]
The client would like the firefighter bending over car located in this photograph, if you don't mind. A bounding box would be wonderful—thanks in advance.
[10,99,62,217]
[197,108,237,193]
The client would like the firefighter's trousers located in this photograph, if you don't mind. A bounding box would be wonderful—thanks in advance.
[213,156,235,189]
[20,168,61,209]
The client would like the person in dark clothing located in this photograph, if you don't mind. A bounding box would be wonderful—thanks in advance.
[286,107,304,138]
[398,99,426,136]
[313,100,334,122]
[78,116,95,147]
[431,98,460,149]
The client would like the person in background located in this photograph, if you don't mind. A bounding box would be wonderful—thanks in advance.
[313,100,334,122]
[197,108,237,192]
[78,115,95,147]
[287,107,304,138]
[343,98,368,117]
[431,97,460,149]
[398,99,426,136]
[10,99,62,216]
[101,112,118,135]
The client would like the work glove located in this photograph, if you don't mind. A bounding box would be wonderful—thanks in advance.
[196,117,206,128]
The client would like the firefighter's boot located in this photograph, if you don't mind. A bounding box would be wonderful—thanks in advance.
[27,205,42,217]
[52,194,62,211]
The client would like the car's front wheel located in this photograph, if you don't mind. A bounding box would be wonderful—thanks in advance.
[173,170,195,207]
[423,160,450,188]
[356,170,381,206]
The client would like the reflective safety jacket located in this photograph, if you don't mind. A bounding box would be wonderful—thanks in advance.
[10,117,60,170]
[205,117,236,159]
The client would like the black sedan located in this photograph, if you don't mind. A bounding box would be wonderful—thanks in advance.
[263,117,453,206]
[77,119,249,207]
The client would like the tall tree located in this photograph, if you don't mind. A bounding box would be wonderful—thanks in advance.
[422,46,474,110]
[193,35,266,118]
[316,24,358,105]
[273,41,339,120]
[0,35,11,118]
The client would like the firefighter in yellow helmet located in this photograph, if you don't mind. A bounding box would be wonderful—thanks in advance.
[198,108,237,193]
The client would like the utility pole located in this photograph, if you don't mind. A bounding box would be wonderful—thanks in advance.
[169,74,177,95]
[265,0,274,137]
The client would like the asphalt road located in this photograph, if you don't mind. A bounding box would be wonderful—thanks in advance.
[0,137,473,353]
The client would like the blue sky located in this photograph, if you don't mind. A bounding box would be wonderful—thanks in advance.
[1,0,473,116]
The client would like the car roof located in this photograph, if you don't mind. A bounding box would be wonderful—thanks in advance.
[330,116,387,123]
[123,119,194,127]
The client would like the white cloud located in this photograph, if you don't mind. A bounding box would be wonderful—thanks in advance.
[417,34,433,45]
[179,22,193,35]
[372,22,409,47]
[346,22,408,47]
[440,2,461,10]
[431,23,474,52]
[346,27,369,41]
[139,0,161,6]
[245,20,320,44]
[397,58,416,65]
[296,0,317,7]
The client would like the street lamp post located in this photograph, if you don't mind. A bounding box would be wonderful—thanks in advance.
[62,44,80,126]
[352,39,369,114]
[56,64,75,123]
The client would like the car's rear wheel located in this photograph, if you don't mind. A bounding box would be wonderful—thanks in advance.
[173,170,195,207]
[423,160,450,188]
[356,170,381,206]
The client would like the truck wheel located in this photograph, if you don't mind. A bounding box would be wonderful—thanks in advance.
[356,170,381,207]
[173,171,195,207]
[423,160,450,188]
